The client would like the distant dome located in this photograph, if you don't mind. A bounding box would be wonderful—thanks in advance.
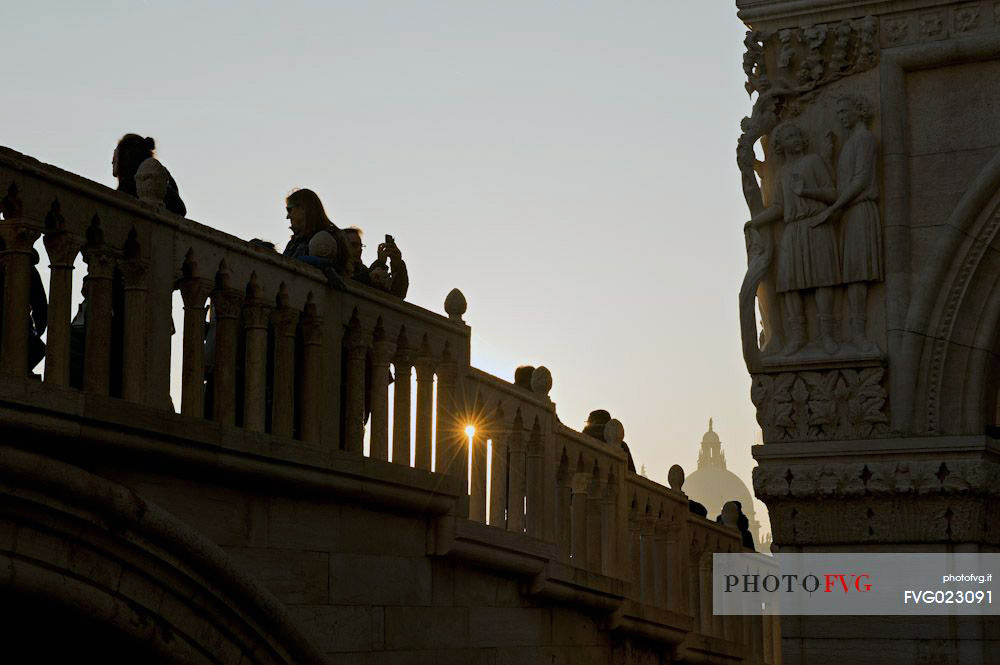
[683,418,761,547]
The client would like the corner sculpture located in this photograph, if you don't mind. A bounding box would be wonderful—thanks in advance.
[737,16,889,442]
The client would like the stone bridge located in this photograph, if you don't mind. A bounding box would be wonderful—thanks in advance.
[0,146,776,664]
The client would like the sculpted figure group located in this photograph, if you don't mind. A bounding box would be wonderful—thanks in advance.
[745,93,882,357]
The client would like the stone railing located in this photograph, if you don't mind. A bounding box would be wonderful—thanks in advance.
[0,145,777,663]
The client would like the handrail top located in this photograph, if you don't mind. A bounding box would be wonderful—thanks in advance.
[466,367,555,411]
[624,473,688,506]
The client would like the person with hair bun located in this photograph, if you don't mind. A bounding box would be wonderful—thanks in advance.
[112,133,186,216]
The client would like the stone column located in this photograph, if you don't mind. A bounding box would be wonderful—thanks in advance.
[555,464,572,561]
[177,273,212,416]
[297,303,323,444]
[688,544,703,631]
[586,473,603,571]
[700,552,714,636]
[241,296,270,432]
[640,515,657,605]
[41,231,79,386]
[391,349,413,465]
[525,426,545,539]
[506,425,526,532]
[368,339,396,460]
[488,429,509,528]
[571,471,591,570]
[628,513,642,592]
[435,358,465,481]
[119,256,149,403]
[342,329,369,453]
[269,300,299,438]
[413,354,435,471]
[665,524,685,612]
[210,288,242,425]
[469,430,488,522]
[600,481,617,576]
[82,238,117,395]
[0,219,41,377]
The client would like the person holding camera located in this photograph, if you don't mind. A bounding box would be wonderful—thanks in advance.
[342,227,408,299]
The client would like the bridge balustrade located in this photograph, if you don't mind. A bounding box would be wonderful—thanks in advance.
[0,145,778,663]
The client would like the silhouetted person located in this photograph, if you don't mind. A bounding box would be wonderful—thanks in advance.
[113,134,186,216]
[583,409,636,473]
[282,189,347,272]
[342,227,408,299]
[0,248,48,374]
[514,365,535,389]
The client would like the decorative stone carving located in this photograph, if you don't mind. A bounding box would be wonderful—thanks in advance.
[955,4,981,32]
[667,464,685,492]
[444,288,467,322]
[751,367,889,442]
[135,157,169,206]
[530,365,552,396]
[919,12,946,39]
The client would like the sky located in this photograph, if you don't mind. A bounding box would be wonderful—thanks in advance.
[3,1,767,536]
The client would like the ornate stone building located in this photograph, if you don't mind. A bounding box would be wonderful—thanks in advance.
[736,0,1000,662]
[682,419,762,547]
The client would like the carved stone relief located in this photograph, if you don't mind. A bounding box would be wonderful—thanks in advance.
[751,367,889,441]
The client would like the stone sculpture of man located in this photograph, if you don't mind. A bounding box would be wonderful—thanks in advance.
[806,93,882,352]
[746,123,840,355]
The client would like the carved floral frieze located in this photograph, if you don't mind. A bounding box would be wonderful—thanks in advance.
[751,367,889,442]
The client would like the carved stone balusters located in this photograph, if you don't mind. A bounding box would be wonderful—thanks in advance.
[506,412,526,533]
[0,186,41,377]
[586,470,603,572]
[688,538,704,631]
[571,469,591,570]
[525,421,544,538]
[628,507,642,594]
[298,298,324,444]
[640,513,657,605]
[210,276,243,426]
[270,288,300,438]
[178,261,212,416]
[368,335,396,459]
[488,416,509,528]
[391,342,413,465]
[41,205,79,386]
[653,518,669,607]
[413,349,435,471]
[119,233,149,403]
[241,281,270,432]
[600,475,617,576]
[665,522,687,613]
[435,355,466,481]
[469,426,488,523]
[555,455,572,561]
[700,551,716,636]
[81,218,117,395]
[749,613,765,664]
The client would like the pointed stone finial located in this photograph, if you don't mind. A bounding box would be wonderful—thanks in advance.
[709,417,713,432]
[530,365,552,396]
[668,464,685,492]
[603,418,624,446]
[444,288,467,322]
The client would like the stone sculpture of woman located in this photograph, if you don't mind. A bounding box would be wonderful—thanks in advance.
[746,123,840,355]
[804,93,882,352]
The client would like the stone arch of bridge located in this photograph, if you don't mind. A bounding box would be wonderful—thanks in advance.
[0,444,325,665]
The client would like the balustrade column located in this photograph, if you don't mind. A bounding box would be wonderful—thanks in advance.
[41,231,78,386]
[413,355,435,470]
[210,288,242,424]
[435,359,465,480]
[628,514,642,592]
[297,304,324,444]
[0,220,41,376]
[601,484,617,576]
[391,350,413,465]
[469,430,487,522]
[525,429,544,538]
[241,297,270,432]
[488,430,508,528]
[368,339,396,459]
[506,427,526,532]
[586,475,603,571]
[703,553,720,637]
[556,467,572,561]
[689,546,703,629]
[571,472,590,570]
[270,302,299,438]
[654,521,670,607]
[641,516,657,605]
[119,257,149,402]
[82,241,117,395]
[665,525,686,612]
[342,329,369,452]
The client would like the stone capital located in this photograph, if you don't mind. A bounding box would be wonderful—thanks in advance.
[178,277,213,309]
[43,231,81,268]
[210,288,244,319]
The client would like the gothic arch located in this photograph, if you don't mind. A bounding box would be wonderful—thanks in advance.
[0,446,325,665]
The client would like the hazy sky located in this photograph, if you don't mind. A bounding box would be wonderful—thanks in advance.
[4,2,766,534]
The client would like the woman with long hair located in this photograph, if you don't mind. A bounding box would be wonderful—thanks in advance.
[282,188,346,272]
[112,133,186,216]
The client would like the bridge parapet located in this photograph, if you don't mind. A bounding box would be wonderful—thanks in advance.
[0,145,776,663]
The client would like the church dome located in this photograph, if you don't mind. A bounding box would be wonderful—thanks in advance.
[683,419,760,544]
